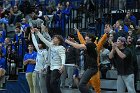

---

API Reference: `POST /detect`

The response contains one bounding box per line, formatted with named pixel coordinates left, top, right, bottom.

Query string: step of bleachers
left=17, top=72, right=30, bottom=93
left=3, top=70, right=140, bottom=93
left=0, top=89, right=7, bottom=93
left=101, top=79, right=117, bottom=90
left=6, top=80, right=19, bottom=93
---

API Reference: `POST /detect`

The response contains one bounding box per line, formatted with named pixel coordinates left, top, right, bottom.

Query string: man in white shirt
left=31, top=29, right=49, bottom=93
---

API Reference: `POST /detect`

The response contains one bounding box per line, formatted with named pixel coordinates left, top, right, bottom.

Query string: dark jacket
left=66, top=46, right=79, bottom=65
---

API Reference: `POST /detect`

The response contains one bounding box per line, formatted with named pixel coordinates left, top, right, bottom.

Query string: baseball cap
left=118, top=37, right=126, bottom=43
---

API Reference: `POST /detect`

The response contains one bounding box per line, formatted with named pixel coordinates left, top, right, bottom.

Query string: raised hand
left=34, top=28, right=39, bottom=33
left=112, top=42, right=117, bottom=50
left=31, top=28, right=35, bottom=34
left=65, top=39, right=69, bottom=44
left=104, top=24, right=110, bottom=34
left=74, top=24, right=79, bottom=31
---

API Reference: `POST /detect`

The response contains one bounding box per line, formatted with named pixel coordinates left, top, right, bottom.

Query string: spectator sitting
left=125, top=11, right=137, bottom=26
left=113, top=20, right=129, bottom=33
left=0, top=5, right=3, bottom=18
left=9, top=5, right=22, bottom=25
left=0, top=52, right=6, bottom=78
left=3, top=37, right=11, bottom=48
left=29, top=12, right=44, bottom=28
left=19, top=0, right=31, bottom=16
left=21, top=18, right=30, bottom=31
left=0, top=14, right=9, bottom=24
left=0, top=43, right=6, bottom=57
left=6, top=45, right=18, bottom=80
left=113, top=20, right=127, bottom=41
left=13, top=23, right=24, bottom=47
left=1, top=0, right=11, bottom=18
left=46, top=0, right=56, bottom=14
left=0, top=24, right=6, bottom=43
left=100, top=42, right=111, bottom=79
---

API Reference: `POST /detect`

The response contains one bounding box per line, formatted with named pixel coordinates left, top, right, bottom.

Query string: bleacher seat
left=101, top=79, right=117, bottom=90
left=0, top=89, right=7, bottom=93
left=137, top=81, right=140, bottom=91
left=106, top=70, right=117, bottom=79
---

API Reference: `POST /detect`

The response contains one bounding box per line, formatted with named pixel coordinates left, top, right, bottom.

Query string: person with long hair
left=33, top=28, right=66, bottom=93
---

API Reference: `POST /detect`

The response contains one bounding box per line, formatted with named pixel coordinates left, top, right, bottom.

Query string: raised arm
left=34, top=28, right=52, bottom=48
left=65, top=39, right=86, bottom=49
left=41, top=24, right=52, bottom=42
left=96, top=33, right=108, bottom=52
left=31, top=33, right=39, bottom=51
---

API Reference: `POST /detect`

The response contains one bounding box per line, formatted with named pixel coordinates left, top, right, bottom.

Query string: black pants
left=79, top=68, right=98, bottom=93
left=46, top=69, right=61, bottom=93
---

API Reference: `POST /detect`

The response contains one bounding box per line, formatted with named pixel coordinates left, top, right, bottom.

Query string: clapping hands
left=112, top=42, right=117, bottom=50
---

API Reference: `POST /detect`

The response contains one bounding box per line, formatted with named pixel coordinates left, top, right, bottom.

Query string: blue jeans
left=117, top=74, right=136, bottom=93
left=79, top=68, right=98, bottom=93
left=61, top=65, right=75, bottom=87
left=33, top=71, right=47, bottom=93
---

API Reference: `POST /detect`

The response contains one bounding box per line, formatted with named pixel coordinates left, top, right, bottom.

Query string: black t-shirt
left=66, top=46, right=79, bottom=65
left=113, top=47, right=134, bottom=75
left=84, top=43, right=98, bottom=69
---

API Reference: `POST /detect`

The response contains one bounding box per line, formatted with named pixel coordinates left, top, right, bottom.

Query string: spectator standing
left=109, top=36, right=136, bottom=93
left=34, top=28, right=66, bottom=93
left=61, top=34, right=79, bottom=88
left=65, top=33, right=98, bottom=93
left=23, top=43, right=37, bottom=93
left=0, top=52, right=6, bottom=88
left=9, top=5, right=22, bottom=25
left=0, top=52, right=6, bottom=76
left=31, top=28, right=48, bottom=93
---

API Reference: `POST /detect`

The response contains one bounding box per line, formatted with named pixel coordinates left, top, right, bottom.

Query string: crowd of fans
left=0, top=0, right=139, bottom=93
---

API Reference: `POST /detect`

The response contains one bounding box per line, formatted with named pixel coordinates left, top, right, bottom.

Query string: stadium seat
left=106, top=70, right=117, bottom=79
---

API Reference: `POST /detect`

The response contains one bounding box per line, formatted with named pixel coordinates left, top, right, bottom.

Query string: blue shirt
left=0, top=57, right=6, bottom=70
left=0, top=30, right=6, bottom=43
left=23, top=51, right=37, bottom=73
left=0, top=46, right=6, bottom=57
left=21, top=23, right=30, bottom=31
left=130, top=15, right=137, bottom=26
left=115, top=25, right=128, bottom=33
